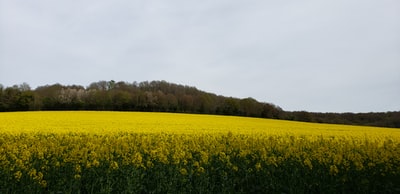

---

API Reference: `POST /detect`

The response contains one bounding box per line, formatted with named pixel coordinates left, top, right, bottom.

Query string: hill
left=0, top=80, right=399, bottom=128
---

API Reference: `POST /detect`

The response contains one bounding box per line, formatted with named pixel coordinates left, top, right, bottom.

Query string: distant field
left=0, top=111, right=399, bottom=193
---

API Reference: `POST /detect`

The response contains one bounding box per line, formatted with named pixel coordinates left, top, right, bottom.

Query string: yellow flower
left=74, top=164, right=81, bottom=173
left=330, top=165, right=339, bottom=176
left=232, top=165, right=239, bottom=172
left=193, top=161, right=200, bottom=168
left=132, top=153, right=143, bottom=167
left=255, top=162, right=262, bottom=171
left=29, top=168, right=37, bottom=178
left=180, top=168, right=188, bottom=176
left=146, top=161, right=153, bottom=168
left=74, top=174, right=81, bottom=180
left=354, top=161, right=364, bottom=171
left=197, top=167, right=205, bottom=174
left=1, top=111, right=400, bottom=190
left=14, top=171, right=22, bottom=181
left=40, top=180, right=47, bottom=188
left=110, top=161, right=119, bottom=170
left=304, top=158, right=313, bottom=170
left=92, top=159, right=100, bottom=167
left=36, top=172, right=44, bottom=181
left=86, top=162, right=91, bottom=169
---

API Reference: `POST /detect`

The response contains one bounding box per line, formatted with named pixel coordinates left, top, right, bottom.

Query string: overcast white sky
left=1, top=0, right=399, bottom=113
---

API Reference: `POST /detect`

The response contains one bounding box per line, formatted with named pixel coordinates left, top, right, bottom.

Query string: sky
left=1, top=0, right=399, bottom=113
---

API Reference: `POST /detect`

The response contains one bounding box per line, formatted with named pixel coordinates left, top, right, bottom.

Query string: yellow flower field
left=0, top=111, right=399, bottom=193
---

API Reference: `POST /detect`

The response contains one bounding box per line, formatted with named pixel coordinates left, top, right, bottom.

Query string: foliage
left=0, top=80, right=399, bottom=128
left=0, top=111, right=399, bottom=193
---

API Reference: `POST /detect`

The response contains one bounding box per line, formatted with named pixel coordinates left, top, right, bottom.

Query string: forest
left=0, top=80, right=399, bottom=128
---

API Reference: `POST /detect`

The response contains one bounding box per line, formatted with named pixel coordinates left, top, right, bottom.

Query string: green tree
left=220, top=97, right=240, bottom=115
left=0, top=85, right=34, bottom=111
left=240, top=97, right=262, bottom=117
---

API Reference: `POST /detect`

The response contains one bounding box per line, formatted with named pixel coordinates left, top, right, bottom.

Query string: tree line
left=0, top=80, right=399, bottom=128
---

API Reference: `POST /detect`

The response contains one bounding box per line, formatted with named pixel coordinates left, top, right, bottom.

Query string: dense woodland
left=0, top=80, right=399, bottom=128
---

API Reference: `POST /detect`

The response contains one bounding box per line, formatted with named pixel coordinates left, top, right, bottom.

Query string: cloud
left=1, top=0, right=399, bottom=112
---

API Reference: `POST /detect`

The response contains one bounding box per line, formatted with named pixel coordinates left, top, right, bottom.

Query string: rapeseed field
left=0, top=111, right=399, bottom=193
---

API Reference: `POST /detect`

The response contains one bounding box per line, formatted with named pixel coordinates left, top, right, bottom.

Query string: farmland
left=0, top=111, right=399, bottom=193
